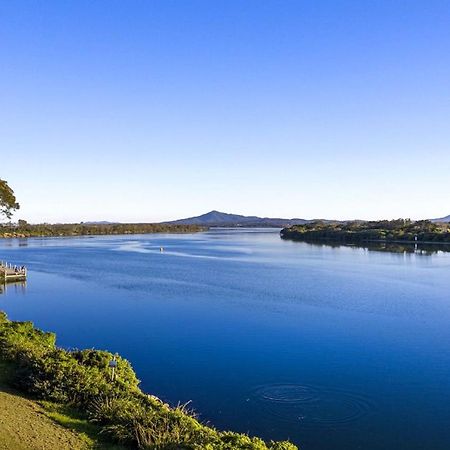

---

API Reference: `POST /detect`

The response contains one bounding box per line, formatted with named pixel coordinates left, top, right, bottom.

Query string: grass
left=0, top=361, right=126, bottom=449
left=40, top=402, right=126, bottom=449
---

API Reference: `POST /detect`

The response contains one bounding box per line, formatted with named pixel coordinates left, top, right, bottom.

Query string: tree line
left=281, top=219, right=450, bottom=244
left=0, top=178, right=206, bottom=237
left=0, top=222, right=206, bottom=238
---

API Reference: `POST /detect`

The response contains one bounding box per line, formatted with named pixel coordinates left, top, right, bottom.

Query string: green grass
left=0, top=360, right=126, bottom=449
left=40, top=401, right=126, bottom=449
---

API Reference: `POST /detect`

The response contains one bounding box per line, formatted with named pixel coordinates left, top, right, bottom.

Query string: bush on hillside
left=0, top=312, right=297, bottom=450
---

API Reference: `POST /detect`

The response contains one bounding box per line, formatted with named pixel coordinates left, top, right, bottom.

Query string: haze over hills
left=22, top=213, right=450, bottom=227
left=164, top=210, right=310, bottom=227
left=431, top=215, right=450, bottom=223
left=163, top=211, right=450, bottom=227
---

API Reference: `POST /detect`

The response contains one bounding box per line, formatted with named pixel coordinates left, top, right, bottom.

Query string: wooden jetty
left=0, top=261, right=27, bottom=283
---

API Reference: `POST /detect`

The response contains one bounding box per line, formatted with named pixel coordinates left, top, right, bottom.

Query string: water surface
left=1, top=229, right=450, bottom=449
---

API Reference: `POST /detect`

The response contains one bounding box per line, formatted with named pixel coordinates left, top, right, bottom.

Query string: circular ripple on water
left=251, top=383, right=374, bottom=429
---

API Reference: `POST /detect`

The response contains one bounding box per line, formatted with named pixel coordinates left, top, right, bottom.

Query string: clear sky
left=1, top=1, right=449, bottom=223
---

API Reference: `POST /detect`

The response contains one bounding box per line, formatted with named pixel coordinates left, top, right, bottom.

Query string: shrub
left=0, top=313, right=298, bottom=450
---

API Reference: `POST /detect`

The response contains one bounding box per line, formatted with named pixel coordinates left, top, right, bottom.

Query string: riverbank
left=280, top=219, right=450, bottom=245
left=0, top=223, right=207, bottom=239
left=0, top=312, right=297, bottom=450
left=0, top=361, right=124, bottom=449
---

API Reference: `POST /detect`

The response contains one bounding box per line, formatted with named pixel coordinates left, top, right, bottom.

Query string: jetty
left=0, top=262, right=27, bottom=283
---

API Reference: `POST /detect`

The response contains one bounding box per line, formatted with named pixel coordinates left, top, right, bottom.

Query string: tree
left=0, top=179, right=19, bottom=220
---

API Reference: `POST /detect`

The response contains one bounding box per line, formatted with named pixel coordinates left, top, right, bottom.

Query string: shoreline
left=281, top=235, right=450, bottom=246
left=0, top=224, right=208, bottom=239
left=280, top=220, right=450, bottom=248
left=0, top=312, right=297, bottom=450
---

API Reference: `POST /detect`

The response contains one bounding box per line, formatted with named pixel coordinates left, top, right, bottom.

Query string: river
left=1, top=228, right=450, bottom=449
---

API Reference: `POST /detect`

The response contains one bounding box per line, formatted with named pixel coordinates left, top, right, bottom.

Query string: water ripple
left=250, top=383, right=374, bottom=428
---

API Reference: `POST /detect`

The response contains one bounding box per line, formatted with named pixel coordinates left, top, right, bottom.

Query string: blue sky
left=1, top=1, right=449, bottom=223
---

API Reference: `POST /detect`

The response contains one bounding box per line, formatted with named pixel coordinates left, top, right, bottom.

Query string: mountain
left=164, top=210, right=310, bottom=227
left=431, top=215, right=450, bottom=223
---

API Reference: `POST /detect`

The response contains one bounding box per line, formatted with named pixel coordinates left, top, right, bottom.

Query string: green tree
left=0, top=178, right=19, bottom=220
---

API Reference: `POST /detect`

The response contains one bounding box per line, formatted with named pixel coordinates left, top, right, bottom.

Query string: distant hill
left=81, top=221, right=119, bottom=225
left=164, top=210, right=310, bottom=227
left=431, top=215, right=450, bottom=223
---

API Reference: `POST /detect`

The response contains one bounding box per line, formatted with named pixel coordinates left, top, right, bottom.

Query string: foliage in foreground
left=0, top=179, right=19, bottom=220
left=0, top=312, right=297, bottom=450
left=281, top=219, right=450, bottom=244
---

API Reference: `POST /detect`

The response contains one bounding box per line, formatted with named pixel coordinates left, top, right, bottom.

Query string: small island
left=280, top=219, right=450, bottom=245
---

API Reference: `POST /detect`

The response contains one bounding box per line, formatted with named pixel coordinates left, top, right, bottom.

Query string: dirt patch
left=0, top=388, right=88, bottom=450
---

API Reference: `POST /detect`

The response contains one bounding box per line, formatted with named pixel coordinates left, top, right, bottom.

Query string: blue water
left=1, top=229, right=450, bottom=449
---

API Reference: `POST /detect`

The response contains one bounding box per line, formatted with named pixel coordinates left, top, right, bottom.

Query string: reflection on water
left=18, top=238, right=29, bottom=247
left=300, top=240, right=450, bottom=255
left=0, top=280, right=27, bottom=295
left=366, top=242, right=450, bottom=254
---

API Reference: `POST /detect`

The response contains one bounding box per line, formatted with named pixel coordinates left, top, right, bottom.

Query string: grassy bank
left=0, top=223, right=206, bottom=239
left=0, top=312, right=297, bottom=450
left=0, top=360, right=125, bottom=449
